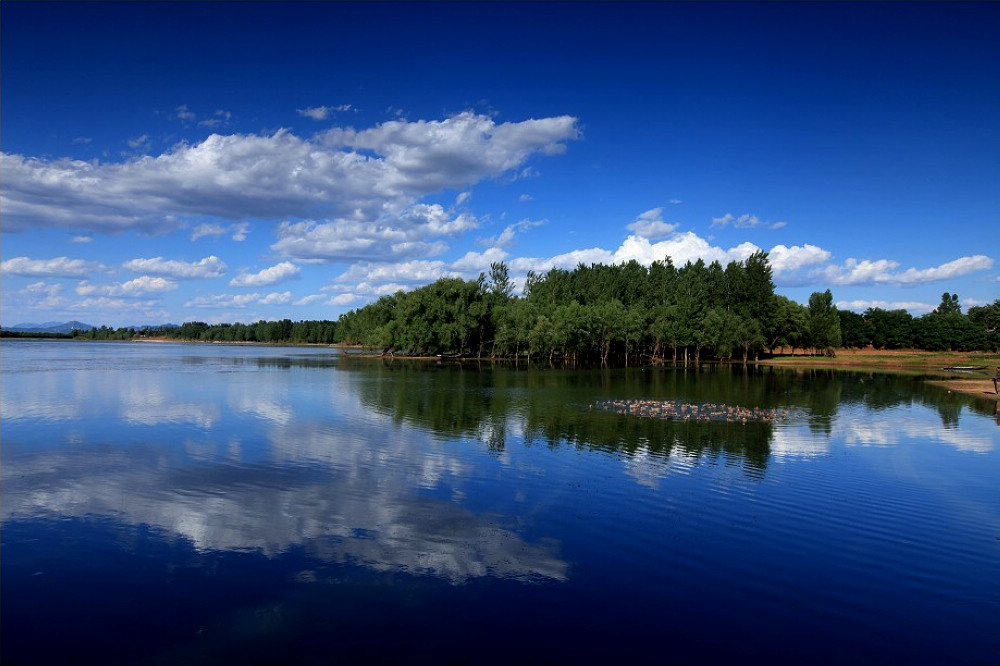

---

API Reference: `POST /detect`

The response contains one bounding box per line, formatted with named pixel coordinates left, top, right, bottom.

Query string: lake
left=2, top=340, right=998, bottom=663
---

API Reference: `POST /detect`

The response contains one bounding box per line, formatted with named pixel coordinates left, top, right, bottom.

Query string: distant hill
left=4, top=321, right=95, bottom=334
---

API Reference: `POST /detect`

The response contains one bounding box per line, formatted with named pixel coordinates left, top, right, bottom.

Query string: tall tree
left=807, top=290, right=842, bottom=355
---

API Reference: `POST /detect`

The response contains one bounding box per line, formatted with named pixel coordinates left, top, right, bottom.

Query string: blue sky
left=2, top=1, right=997, bottom=327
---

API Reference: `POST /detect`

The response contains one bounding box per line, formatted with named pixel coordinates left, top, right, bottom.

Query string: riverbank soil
left=763, top=348, right=1000, bottom=401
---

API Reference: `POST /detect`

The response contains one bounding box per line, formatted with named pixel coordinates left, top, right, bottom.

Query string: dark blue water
left=2, top=340, right=998, bottom=663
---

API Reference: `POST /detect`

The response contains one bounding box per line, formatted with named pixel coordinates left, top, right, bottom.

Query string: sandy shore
left=925, top=379, right=1000, bottom=401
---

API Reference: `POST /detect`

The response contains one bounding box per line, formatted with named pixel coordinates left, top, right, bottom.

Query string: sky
left=2, top=1, right=998, bottom=327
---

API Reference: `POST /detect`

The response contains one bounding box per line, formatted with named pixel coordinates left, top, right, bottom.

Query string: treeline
left=52, top=256, right=1000, bottom=360
left=838, top=296, right=1000, bottom=351
left=71, top=319, right=342, bottom=344
left=336, top=254, right=832, bottom=363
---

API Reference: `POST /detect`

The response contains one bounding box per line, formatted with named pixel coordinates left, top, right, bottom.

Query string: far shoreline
left=9, top=337, right=999, bottom=401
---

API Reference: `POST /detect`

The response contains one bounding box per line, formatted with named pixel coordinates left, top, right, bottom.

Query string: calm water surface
left=2, top=340, right=998, bottom=663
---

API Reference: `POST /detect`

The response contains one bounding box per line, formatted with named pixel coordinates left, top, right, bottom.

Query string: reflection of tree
left=340, top=358, right=996, bottom=465
left=343, top=359, right=776, bottom=474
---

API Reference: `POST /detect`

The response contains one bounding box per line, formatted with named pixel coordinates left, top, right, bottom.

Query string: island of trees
left=7, top=254, right=998, bottom=361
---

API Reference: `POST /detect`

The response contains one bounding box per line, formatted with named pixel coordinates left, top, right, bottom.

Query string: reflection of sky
left=772, top=403, right=995, bottom=459
left=1, top=343, right=567, bottom=584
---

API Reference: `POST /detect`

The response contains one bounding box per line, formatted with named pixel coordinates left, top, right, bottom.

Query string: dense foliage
left=336, top=255, right=782, bottom=363
left=20, top=259, right=995, bottom=360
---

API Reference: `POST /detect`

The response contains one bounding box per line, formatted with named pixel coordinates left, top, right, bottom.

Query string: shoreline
left=11, top=337, right=1000, bottom=400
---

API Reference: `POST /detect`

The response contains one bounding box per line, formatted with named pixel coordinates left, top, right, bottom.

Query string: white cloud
left=21, top=282, right=66, bottom=308
left=769, top=244, right=832, bottom=274
left=231, top=222, right=250, bottom=241
left=76, top=276, right=177, bottom=297
left=186, top=293, right=261, bottom=308
left=229, top=261, right=300, bottom=287
left=259, top=291, right=292, bottom=305
left=71, top=235, right=93, bottom=244
left=329, top=293, right=360, bottom=306
left=451, top=247, right=509, bottom=273
left=191, top=223, right=227, bottom=241
left=1, top=256, right=104, bottom=277
left=892, top=255, right=994, bottom=284
left=192, top=222, right=251, bottom=242
left=455, top=191, right=472, bottom=206
left=122, top=256, right=227, bottom=279
left=821, top=255, right=993, bottom=286
left=711, top=212, right=774, bottom=229
left=272, top=219, right=449, bottom=264
left=334, top=260, right=449, bottom=286
left=320, top=111, right=578, bottom=191
left=2, top=112, right=578, bottom=235
left=626, top=208, right=678, bottom=240
left=518, top=193, right=533, bottom=202
left=836, top=300, right=935, bottom=314
left=480, top=218, right=544, bottom=248
left=294, top=294, right=325, bottom=306
left=297, top=104, right=352, bottom=120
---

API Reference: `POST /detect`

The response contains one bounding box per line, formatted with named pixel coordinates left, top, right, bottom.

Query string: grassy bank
left=763, top=348, right=1000, bottom=400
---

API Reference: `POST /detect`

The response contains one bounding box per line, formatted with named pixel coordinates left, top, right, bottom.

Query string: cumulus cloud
left=71, top=235, right=94, bottom=244
left=1, top=112, right=578, bottom=235
left=334, top=260, right=449, bottom=287
left=522, top=231, right=758, bottom=272
left=259, top=291, right=292, bottom=305
left=229, top=261, right=300, bottom=287
left=1, top=256, right=104, bottom=277
left=185, top=291, right=293, bottom=308
left=451, top=247, right=509, bottom=273
left=272, top=219, right=449, bottom=264
left=626, top=208, right=678, bottom=240
left=769, top=244, right=832, bottom=274
left=122, top=256, right=227, bottom=279
left=294, top=294, right=325, bottom=306
left=186, top=293, right=262, bottom=308
left=76, top=276, right=178, bottom=297
left=821, top=255, right=993, bottom=286
left=21, top=281, right=66, bottom=308
left=836, top=299, right=935, bottom=314
left=892, top=255, right=994, bottom=284
left=329, top=293, right=360, bottom=306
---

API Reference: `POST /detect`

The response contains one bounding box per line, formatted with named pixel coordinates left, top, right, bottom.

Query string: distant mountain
left=4, top=321, right=95, bottom=333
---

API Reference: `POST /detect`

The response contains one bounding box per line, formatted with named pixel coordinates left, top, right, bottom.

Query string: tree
left=838, top=309, right=868, bottom=349
left=807, top=290, right=842, bottom=355
left=935, top=292, right=962, bottom=315
left=487, top=261, right=514, bottom=298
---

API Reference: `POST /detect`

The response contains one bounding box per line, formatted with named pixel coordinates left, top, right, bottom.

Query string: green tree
left=807, top=290, right=842, bottom=355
